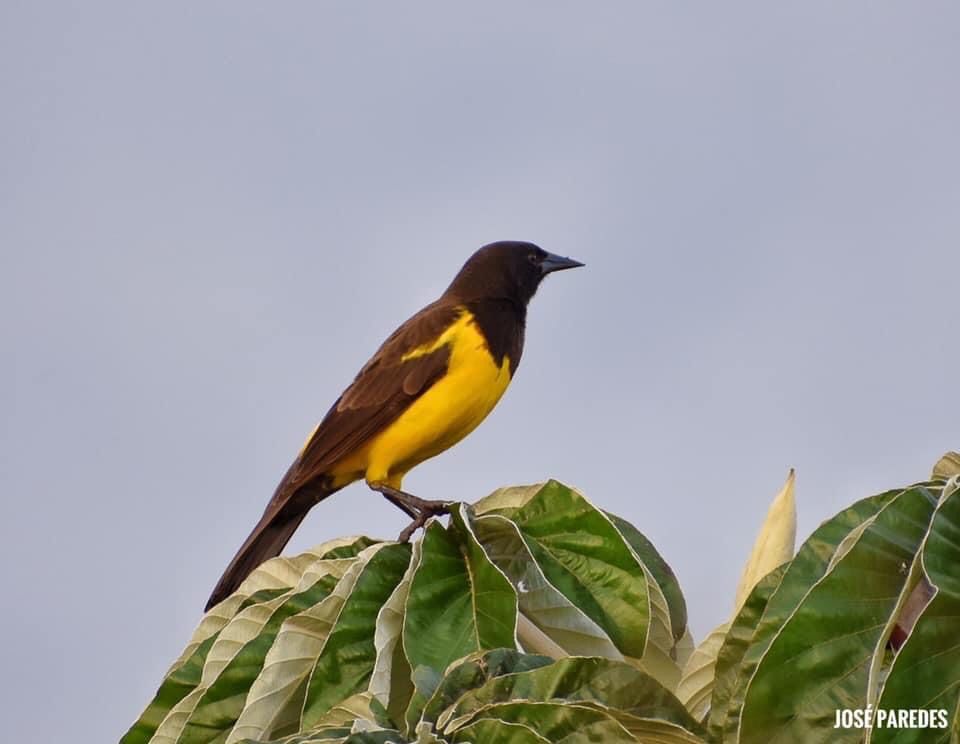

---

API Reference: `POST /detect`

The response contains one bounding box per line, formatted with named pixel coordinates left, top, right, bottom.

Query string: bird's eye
left=528, top=253, right=540, bottom=264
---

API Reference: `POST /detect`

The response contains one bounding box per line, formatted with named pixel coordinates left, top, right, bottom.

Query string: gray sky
left=3, top=3, right=959, bottom=741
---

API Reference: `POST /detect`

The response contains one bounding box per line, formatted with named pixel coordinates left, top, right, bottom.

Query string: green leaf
left=156, top=567, right=348, bottom=744
left=127, top=540, right=377, bottom=744
left=420, top=649, right=552, bottom=729
left=403, top=513, right=517, bottom=672
left=499, top=480, right=651, bottom=658
left=245, top=727, right=350, bottom=743
left=606, top=512, right=687, bottom=641
left=631, top=567, right=683, bottom=691
left=684, top=469, right=795, bottom=729
left=402, top=509, right=517, bottom=731
left=121, top=632, right=221, bottom=744
left=301, top=544, right=413, bottom=729
left=231, top=536, right=379, bottom=612
left=445, top=718, right=547, bottom=743
left=706, top=563, right=788, bottom=738
left=736, top=485, right=937, bottom=743
left=872, top=479, right=960, bottom=744
left=472, top=513, right=622, bottom=660
left=590, top=707, right=707, bottom=743
left=229, top=548, right=385, bottom=743
left=719, top=487, right=903, bottom=739
left=298, top=691, right=392, bottom=734
left=439, top=656, right=701, bottom=736
left=256, top=728, right=408, bottom=744
left=446, top=701, right=634, bottom=743
left=178, top=566, right=345, bottom=743
left=317, top=537, right=381, bottom=560
left=448, top=505, right=519, bottom=651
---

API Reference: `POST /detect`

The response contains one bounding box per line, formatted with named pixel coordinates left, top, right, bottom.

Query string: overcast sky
left=3, top=3, right=959, bottom=741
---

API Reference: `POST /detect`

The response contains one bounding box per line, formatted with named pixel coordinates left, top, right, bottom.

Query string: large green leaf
left=719, top=487, right=904, bottom=739
left=157, top=560, right=362, bottom=744
left=871, top=478, right=960, bottom=744
left=706, top=564, right=788, bottom=737
left=606, top=512, right=687, bottom=642
left=735, top=485, right=938, bottom=743
left=630, top=564, right=683, bottom=691
left=445, top=718, right=547, bottom=743
left=438, top=656, right=701, bottom=736
left=446, top=483, right=685, bottom=687
left=178, top=566, right=346, bottom=743
left=231, top=537, right=379, bottom=613
left=229, top=547, right=385, bottom=743
left=403, top=511, right=517, bottom=673
left=419, top=649, right=553, bottom=729
left=570, top=704, right=707, bottom=743
left=446, top=701, right=634, bottom=743
left=296, top=691, right=392, bottom=735
left=679, top=472, right=796, bottom=722
left=123, top=631, right=222, bottom=744
left=402, top=508, right=517, bottom=731
left=472, top=512, right=623, bottom=660
left=488, top=480, right=651, bottom=659
left=124, top=538, right=376, bottom=744
left=300, top=544, right=412, bottom=728
left=256, top=728, right=405, bottom=744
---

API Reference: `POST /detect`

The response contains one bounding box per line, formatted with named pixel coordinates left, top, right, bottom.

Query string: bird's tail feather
left=205, top=480, right=334, bottom=611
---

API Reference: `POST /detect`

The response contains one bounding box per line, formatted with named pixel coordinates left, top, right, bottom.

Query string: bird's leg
left=378, top=489, right=418, bottom=520
left=369, top=483, right=452, bottom=514
left=397, top=510, right=434, bottom=543
left=368, top=483, right=453, bottom=542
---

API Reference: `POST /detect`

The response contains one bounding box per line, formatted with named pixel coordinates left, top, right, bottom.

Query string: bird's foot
left=369, top=483, right=453, bottom=542
left=396, top=503, right=450, bottom=542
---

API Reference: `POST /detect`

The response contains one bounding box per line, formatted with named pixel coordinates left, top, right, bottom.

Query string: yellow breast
left=361, top=309, right=512, bottom=485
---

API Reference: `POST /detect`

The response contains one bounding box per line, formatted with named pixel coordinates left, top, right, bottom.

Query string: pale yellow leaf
left=932, top=451, right=960, bottom=479
left=734, top=469, right=797, bottom=611
left=676, top=622, right=730, bottom=723
left=472, top=483, right=545, bottom=515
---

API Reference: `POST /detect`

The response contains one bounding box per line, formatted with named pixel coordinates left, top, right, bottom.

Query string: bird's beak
left=540, top=252, right=585, bottom=276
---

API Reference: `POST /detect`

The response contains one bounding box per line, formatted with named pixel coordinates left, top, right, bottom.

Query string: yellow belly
left=330, top=311, right=512, bottom=488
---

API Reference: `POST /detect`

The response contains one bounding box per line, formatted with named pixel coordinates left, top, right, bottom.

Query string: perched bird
left=205, top=241, right=583, bottom=610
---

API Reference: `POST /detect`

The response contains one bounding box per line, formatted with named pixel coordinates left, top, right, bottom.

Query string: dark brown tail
left=205, top=480, right=336, bottom=611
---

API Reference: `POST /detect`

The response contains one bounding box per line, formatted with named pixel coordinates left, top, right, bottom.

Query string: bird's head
left=444, top=240, right=584, bottom=306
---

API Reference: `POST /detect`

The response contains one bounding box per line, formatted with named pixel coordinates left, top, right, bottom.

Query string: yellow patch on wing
left=400, top=308, right=471, bottom=362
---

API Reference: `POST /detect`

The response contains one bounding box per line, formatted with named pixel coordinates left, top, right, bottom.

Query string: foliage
left=124, top=482, right=697, bottom=743
left=126, top=455, right=960, bottom=743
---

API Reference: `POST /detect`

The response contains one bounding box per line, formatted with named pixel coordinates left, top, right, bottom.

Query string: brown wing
left=281, top=299, right=460, bottom=494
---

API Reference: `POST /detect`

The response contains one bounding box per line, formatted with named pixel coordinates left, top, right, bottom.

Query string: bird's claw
left=396, top=500, right=452, bottom=542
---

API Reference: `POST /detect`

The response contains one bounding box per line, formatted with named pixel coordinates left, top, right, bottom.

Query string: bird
left=205, top=240, right=583, bottom=610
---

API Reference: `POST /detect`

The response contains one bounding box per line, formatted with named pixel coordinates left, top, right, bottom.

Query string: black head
left=443, top=241, right=584, bottom=306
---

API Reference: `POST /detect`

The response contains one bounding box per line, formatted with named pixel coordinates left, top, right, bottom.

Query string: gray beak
left=540, top=251, right=585, bottom=276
